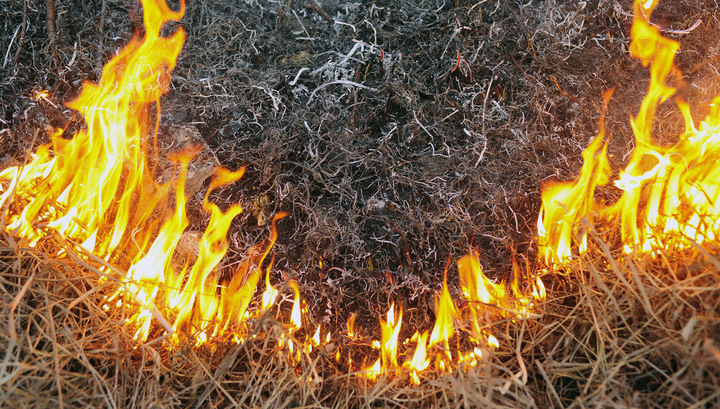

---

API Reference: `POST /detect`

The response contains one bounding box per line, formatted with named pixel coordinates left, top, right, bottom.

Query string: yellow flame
left=261, top=267, right=278, bottom=312
left=0, top=0, right=556, bottom=381
left=404, top=331, right=429, bottom=385
left=362, top=303, right=403, bottom=378
left=347, top=311, right=357, bottom=338
left=312, top=324, right=322, bottom=346
left=0, top=0, right=292, bottom=346
left=537, top=90, right=613, bottom=266
left=381, top=304, right=402, bottom=368
left=458, top=250, right=544, bottom=350
left=539, top=0, right=720, bottom=263
left=289, top=280, right=302, bottom=330
left=428, top=273, right=456, bottom=349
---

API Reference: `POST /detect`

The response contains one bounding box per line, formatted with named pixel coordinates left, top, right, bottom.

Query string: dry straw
left=0, top=225, right=718, bottom=408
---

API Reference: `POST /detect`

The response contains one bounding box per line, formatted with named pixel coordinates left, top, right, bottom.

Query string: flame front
left=361, top=252, right=544, bottom=382
left=539, top=0, right=720, bottom=265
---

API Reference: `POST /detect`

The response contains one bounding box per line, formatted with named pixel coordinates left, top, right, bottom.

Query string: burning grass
left=1, top=229, right=718, bottom=407
left=1, top=0, right=720, bottom=407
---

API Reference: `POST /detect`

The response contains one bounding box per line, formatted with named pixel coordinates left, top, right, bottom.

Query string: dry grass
left=0, top=227, right=718, bottom=408
left=1, top=0, right=720, bottom=407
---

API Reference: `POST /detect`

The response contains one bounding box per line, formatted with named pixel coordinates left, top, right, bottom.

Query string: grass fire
left=0, top=0, right=718, bottom=407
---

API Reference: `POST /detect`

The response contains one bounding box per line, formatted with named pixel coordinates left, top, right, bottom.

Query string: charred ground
left=1, top=0, right=720, bottom=407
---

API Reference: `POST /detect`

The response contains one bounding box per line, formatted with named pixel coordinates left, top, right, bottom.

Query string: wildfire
left=361, top=252, right=544, bottom=383
left=0, top=0, right=549, bottom=386
left=0, top=0, right=285, bottom=345
left=539, top=0, right=720, bottom=265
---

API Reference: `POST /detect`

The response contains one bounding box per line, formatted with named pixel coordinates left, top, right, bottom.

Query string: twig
left=0, top=128, right=40, bottom=230
left=44, top=292, right=64, bottom=409
left=304, top=0, right=333, bottom=23
left=12, top=0, right=28, bottom=67
left=652, top=19, right=702, bottom=35
left=9, top=270, right=35, bottom=341
left=289, top=67, right=309, bottom=86
left=550, top=75, right=578, bottom=103
left=306, top=80, right=378, bottom=106
left=535, top=359, right=563, bottom=408
left=46, top=0, right=56, bottom=42
left=412, top=110, right=435, bottom=142
left=58, top=236, right=174, bottom=337
left=98, top=0, right=107, bottom=67
left=481, top=75, right=494, bottom=136
left=3, top=25, right=21, bottom=68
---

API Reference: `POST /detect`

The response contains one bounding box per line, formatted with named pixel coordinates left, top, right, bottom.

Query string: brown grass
left=0, top=227, right=718, bottom=408
left=2, top=0, right=720, bottom=407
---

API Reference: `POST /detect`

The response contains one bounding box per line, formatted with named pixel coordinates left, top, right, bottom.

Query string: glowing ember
left=539, top=0, right=720, bottom=265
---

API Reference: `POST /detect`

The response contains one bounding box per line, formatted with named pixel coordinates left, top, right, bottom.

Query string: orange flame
left=0, top=0, right=552, bottom=383
left=537, top=90, right=613, bottom=265
left=363, top=303, right=403, bottom=379
left=539, top=0, right=720, bottom=264
left=404, top=331, right=429, bottom=384
left=360, top=250, right=544, bottom=382
left=0, top=0, right=289, bottom=345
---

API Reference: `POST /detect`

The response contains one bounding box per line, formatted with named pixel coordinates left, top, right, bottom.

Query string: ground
left=1, top=0, right=719, bottom=408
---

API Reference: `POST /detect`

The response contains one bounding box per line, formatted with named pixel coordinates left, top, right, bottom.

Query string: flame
left=539, top=0, right=720, bottom=264
left=0, top=0, right=553, bottom=383
left=261, top=265, right=279, bottom=312
left=404, top=331, right=429, bottom=385
left=0, top=0, right=290, bottom=345
left=537, top=92, right=612, bottom=265
left=359, top=251, right=544, bottom=382
left=428, top=272, right=456, bottom=350
left=289, top=280, right=302, bottom=330
left=380, top=303, right=403, bottom=368
left=346, top=311, right=357, bottom=338
left=458, top=250, right=544, bottom=351
left=459, top=251, right=543, bottom=317
left=312, top=324, right=322, bottom=346
left=363, top=303, right=403, bottom=379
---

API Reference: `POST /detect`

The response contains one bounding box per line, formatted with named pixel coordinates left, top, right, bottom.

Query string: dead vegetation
left=1, top=227, right=718, bottom=408
left=1, top=0, right=719, bottom=407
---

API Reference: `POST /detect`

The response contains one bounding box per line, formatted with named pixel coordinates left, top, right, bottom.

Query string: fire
left=428, top=272, right=456, bottom=350
left=289, top=280, right=302, bottom=330
left=361, top=252, right=544, bottom=382
left=0, top=0, right=286, bottom=345
left=0, top=0, right=549, bottom=385
left=404, top=331, right=429, bottom=385
left=539, top=0, right=720, bottom=265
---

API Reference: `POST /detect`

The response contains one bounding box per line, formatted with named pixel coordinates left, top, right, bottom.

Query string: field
left=1, top=0, right=719, bottom=407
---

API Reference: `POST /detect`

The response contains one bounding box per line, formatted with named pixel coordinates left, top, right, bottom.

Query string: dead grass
left=1, top=0, right=720, bottom=407
left=0, top=227, right=718, bottom=408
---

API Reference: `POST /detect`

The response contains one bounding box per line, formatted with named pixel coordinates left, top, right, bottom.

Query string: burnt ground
left=2, top=0, right=720, bottom=359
